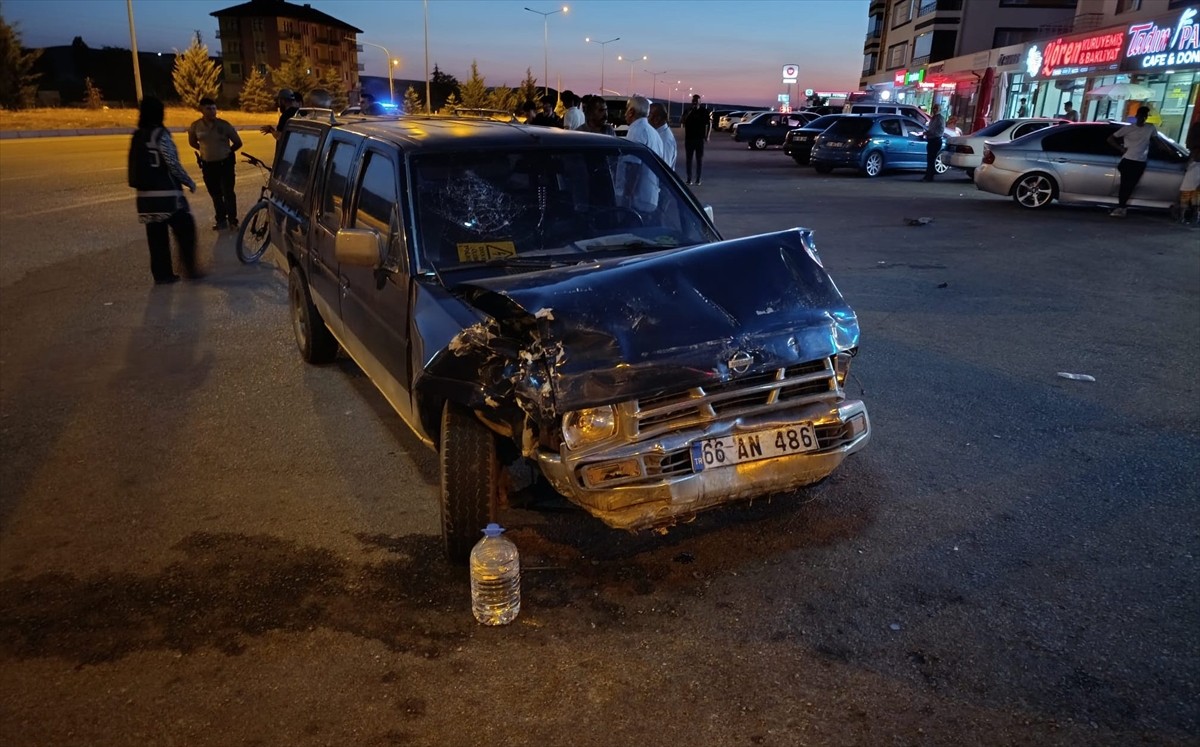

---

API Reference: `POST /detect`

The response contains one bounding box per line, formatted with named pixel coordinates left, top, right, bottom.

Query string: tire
left=966, top=167, right=976, bottom=179
left=1012, top=172, right=1057, bottom=209
left=813, top=163, right=834, bottom=174
left=236, top=200, right=271, bottom=264
left=440, top=402, right=498, bottom=564
left=288, top=265, right=338, bottom=364
left=934, top=151, right=950, bottom=175
left=792, top=155, right=809, bottom=166
left=863, top=151, right=884, bottom=177
left=751, top=136, right=768, bottom=150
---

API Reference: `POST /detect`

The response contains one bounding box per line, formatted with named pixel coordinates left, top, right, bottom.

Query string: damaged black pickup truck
left=268, top=111, right=871, bottom=561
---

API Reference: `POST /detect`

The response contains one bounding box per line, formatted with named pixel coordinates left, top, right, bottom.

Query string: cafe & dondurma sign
left=1122, top=7, right=1200, bottom=72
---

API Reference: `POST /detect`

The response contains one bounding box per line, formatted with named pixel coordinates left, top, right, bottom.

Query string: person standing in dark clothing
left=188, top=97, right=242, bottom=231
left=923, top=104, right=946, bottom=181
left=532, top=95, right=563, bottom=127
left=128, top=96, right=198, bottom=284
left=260, top=89, right=300, bottom=140
left=681, top=94, right=711, bottom=185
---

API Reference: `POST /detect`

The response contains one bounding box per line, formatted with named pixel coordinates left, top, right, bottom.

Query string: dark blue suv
left=809, top=115, right=948, bottom=177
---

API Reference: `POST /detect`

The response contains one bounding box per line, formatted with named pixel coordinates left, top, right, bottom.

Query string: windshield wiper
left=582, top=239, right=677, bottom=252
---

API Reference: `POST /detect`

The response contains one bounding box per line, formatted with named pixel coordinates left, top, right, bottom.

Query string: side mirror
left=335, top=227, right=383, bottom=268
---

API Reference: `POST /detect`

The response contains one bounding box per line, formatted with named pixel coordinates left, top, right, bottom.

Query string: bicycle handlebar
left=241, top=152, right=271, bottom=172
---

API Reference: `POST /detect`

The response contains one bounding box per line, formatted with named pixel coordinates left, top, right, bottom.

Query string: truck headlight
left=562, top=406, right=616, bottom=449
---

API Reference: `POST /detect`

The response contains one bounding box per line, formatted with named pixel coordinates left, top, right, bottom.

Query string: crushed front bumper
left=537, top=399, right=870, bottom=531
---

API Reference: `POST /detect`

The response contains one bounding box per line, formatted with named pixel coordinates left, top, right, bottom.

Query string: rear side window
left=274, top=130, right=321, bottom=199
left=1041, top=126, right=1117, bottom=156
left=975, top=119, right=1018, bottom=137
left=319, top=139, right=356, bottom=231
left=849, top=105, right=875, bottom=114
left=825, top=118, right=873, bottom=136
left=1012, top=122, right=1051, bottom=139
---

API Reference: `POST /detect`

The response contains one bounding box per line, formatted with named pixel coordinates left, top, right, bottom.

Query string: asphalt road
left=1, top=130, right=1197, bottom=747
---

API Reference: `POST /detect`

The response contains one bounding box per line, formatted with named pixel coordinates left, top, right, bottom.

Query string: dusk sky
left=4, top=0, right=869, bottom=106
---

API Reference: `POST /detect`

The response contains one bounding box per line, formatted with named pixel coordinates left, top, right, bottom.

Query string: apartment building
left=211, top=0, right=362, bottom=103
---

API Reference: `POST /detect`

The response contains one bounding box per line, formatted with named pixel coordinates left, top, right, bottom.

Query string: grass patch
left=0, top=107, right=278, bottom=131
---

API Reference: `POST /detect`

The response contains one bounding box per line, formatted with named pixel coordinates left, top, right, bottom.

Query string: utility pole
left=126, top=0, right=143, bottom=104
left=424, top=0, right=431, bottom=113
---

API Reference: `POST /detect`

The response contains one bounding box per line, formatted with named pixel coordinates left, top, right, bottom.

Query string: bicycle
left=235, top=152, right=273, bottom=263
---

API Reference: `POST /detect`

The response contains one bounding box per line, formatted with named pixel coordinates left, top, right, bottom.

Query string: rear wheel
left=288, top=266, right=338, bottom=363
left=440, top=402, right=499, bottom=564
left=863, top=151, right=884, bottom=177
left=934, top=151, right=950, bottom=175
left=235, top=200, right=270, bottom=263
left=1012, top=173, right=1056, bottom=209
left=751, top=136, right=769, bottom=150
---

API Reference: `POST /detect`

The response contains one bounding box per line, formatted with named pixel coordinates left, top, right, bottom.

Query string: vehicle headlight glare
left=562, top=406, right=617, bottom=449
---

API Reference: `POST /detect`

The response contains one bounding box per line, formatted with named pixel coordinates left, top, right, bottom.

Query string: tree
left=239, top=67, right=274, bottom=112
left=269, top=51, right=316, bottom=98
left=428, top=64, right=459, bottom=112
left=488, top=84, right=517, bottom=115
left=83, top=76, right=104, bottom=108
left=172, top=32, right=221, bottom=109
left=516, top=68, right=539, bottom=109
left=438, top=91, right=459, bottom=114
left=458, top=60, right=488, bottom=109
left=317, top=66, right=347, bottom=111
left=403, top=85, right=423, bottom=115
left=0, top=15, right=42, bottom=110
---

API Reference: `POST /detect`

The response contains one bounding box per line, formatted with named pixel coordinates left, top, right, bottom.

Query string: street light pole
left=585, top=36, right=619, bottom=94
left=424, top=0, right=431, bottom=113
left=126, top=0, right=143, bottom=104
left=618, top=54, right=646, bottom=95
left=524, top=6, right=567, bottom=100
left=357, top=39, right=395, bottom=103
left=644, top=68, right=668, bottom=101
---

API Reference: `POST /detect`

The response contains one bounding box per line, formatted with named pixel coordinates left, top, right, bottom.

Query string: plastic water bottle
left=470, top=523, right=521, bottom=625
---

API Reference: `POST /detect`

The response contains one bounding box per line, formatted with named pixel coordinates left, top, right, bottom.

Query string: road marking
left=2, top=193, right=132, bottom=219
left=0, top=166, right=128, bottom=183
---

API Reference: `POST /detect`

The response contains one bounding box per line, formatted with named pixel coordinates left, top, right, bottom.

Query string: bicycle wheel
left=235, top=200, right=271, bottom=264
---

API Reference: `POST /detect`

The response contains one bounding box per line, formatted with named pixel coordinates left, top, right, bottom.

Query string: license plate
left=690, top=423, right=819, bottom=472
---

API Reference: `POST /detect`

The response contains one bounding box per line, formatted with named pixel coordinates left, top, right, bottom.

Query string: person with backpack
left=128, top=96, right=199, bottom=284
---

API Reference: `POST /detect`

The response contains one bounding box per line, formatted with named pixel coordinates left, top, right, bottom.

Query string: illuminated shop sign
left=892, top=69, right=924, bottom=87
left=1124, top=7, right=1200, bottom=70
left=1027, top=31, right=1125, bottom=78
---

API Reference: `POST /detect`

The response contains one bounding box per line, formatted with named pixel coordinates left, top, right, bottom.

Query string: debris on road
left=1056, top=372, right=1096, bottom=382
left=904, top=216, right=934, bottom=226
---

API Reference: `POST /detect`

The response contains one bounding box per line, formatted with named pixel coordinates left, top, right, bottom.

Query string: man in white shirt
left=648, top=102, right=677, bottom=170
left=616, top=95, right=663, bottom=214
left=561, top=90, right=584, bottom=130
left=1106, top=105, right=1158, bottom=217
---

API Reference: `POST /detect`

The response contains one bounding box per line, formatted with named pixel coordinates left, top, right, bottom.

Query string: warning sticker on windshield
left=456, top=242, right=517, bottom=262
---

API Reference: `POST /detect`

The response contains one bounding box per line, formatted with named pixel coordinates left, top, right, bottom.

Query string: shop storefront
left=1020, top=4, right=1200, bottom=141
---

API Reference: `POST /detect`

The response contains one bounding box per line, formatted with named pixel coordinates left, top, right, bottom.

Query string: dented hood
left=457, top=229, right=860, bottom=410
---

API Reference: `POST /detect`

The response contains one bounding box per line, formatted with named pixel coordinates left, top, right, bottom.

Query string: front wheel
left=1012, top=173, right=1056, bottom=209
left=751, top=136, right=768, bottom=150
left=236, top=200, right=271, bottom=264
left=863, top=151, right=884, bottom=177
left=440, top=402, right=499, bottom=564
left=288, top=266, right=338, bottom=364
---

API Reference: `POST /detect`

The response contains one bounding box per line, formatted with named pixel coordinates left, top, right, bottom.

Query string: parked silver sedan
left=974, top=122, right=1190, bottom=210
left=945, top=117, right=1068, bottom=177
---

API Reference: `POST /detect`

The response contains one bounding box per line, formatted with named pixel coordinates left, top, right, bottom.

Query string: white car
left=718, top=111, right=746, bottom=131
left=946, top=117, right=1068, bottom=177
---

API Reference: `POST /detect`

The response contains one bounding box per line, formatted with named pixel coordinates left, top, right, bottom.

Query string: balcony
left=918, top=0, right=962, bottom=15
left=1071, top=13, right=1105, bottom=32
left=911, top=54, right=931, bottom=65
left=865, top=28, right=882, bottom=42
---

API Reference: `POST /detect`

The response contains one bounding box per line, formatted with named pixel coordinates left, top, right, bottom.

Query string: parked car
left=733, top=111, right=811, bottom=150
left=717, top=111, right=746, bottom=131
left=270, top=110, right=872, bottom=562
left=974, top=121, right=1190, bottom=210
left=784, top=114, right=858, bottom=165
left=810, top=114, right=948, bottom=177
left=843, top=102, right=931, bottom=125
left=711, top=109, right=737, bottom=129
left=945, top=117, right=1069, bottom=177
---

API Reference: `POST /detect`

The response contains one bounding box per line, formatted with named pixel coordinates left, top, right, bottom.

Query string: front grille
left=635, top=359, right=833, bottom=438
